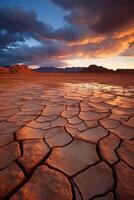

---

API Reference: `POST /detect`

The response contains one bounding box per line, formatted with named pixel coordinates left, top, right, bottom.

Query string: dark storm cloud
left=53, top=25, right=89, bottom=42
left=0, top=7, right=77, bottom=66
left=0, top=31, right=25, bottom=48
left=0, top=7, right=51, bottom=34
left=0, top=40, right=71, bottom=66
left=0, top=1, right=134, bottom=67
left=0, top=6, right=86, bottom=46
left=52, top=0, right=134, bottom=34
left=0, top=6, right=54, bottom=43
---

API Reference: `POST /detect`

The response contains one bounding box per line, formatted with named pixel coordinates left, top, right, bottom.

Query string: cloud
left=0, top=7, right=89, bottom=44
left=0, top=2, right=134, bottom=67
left=0, top=7, right=52, bottom=35
left=52, top=0, right=134, bottom=34
left=74, top=35, right=134, bottom=58
left=121, top=43, right=134, bottom=56
left=0, top=7, right=54, bottom=42
left=0, top=39, right=72, bottom=66
left=0, top=31, right=25, bottom=48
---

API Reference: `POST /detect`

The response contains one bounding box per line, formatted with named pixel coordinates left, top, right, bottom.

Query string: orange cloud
left=69, top=35, right=106, bottom=46
left=113, top=25, right=134, bottom=39
left=68, top=33, right=134, bottom=59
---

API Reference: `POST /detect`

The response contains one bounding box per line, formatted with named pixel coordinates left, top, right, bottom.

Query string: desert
left=0, top=72, right=134, bottom=199
left=0, top=0, right=134, bottom=199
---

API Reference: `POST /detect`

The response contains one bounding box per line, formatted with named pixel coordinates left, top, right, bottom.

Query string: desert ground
left=0, top=73, right=134, bottom=200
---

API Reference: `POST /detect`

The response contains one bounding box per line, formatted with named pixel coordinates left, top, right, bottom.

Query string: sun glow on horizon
left=65, top=56, right=134, bottom=70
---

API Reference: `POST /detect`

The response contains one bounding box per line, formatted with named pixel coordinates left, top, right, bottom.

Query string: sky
left=0, top=0, right=134, bottom=69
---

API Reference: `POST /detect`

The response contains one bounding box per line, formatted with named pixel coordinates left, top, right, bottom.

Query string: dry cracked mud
left=0, top=74, right=134, bottom=200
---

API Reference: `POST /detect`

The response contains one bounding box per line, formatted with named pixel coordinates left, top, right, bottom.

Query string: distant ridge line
left=35, top=64, right=134, bottom=73
left=0, top=64, right=134, bottom=74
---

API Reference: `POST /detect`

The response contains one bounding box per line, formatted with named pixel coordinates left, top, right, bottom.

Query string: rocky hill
left=81, top=64, right=113, bottom=73
left=0, top=64, right=34, bottom=74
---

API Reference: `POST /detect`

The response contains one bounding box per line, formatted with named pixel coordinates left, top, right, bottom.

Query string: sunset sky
left=0, top=0, right=134, bottom=69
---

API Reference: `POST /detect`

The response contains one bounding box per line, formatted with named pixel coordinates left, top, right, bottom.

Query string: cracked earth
left=0, top=74, right=134, bottom=200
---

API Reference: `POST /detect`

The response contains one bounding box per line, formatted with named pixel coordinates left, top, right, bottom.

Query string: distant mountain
left=35, top=66, right=82, bottom=72
left=35, top=66, right=61, bottom=72
left=35, top=65, right=114, bottom=73
left=116, top=69, right=134, bottom=73
left=35, top=65, right=134, bottom=73
left=0, top=64, right=34, bottom=74
left=81, top=64, right=114, bottom=73
left=1, top=64, right=133, bottom=74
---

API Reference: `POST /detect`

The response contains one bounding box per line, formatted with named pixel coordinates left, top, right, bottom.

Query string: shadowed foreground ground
left=0, top=73, right=134, bottom=200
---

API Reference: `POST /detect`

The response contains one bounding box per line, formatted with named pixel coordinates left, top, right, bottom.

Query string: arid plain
left=0, top=73, right=134, bottom=200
